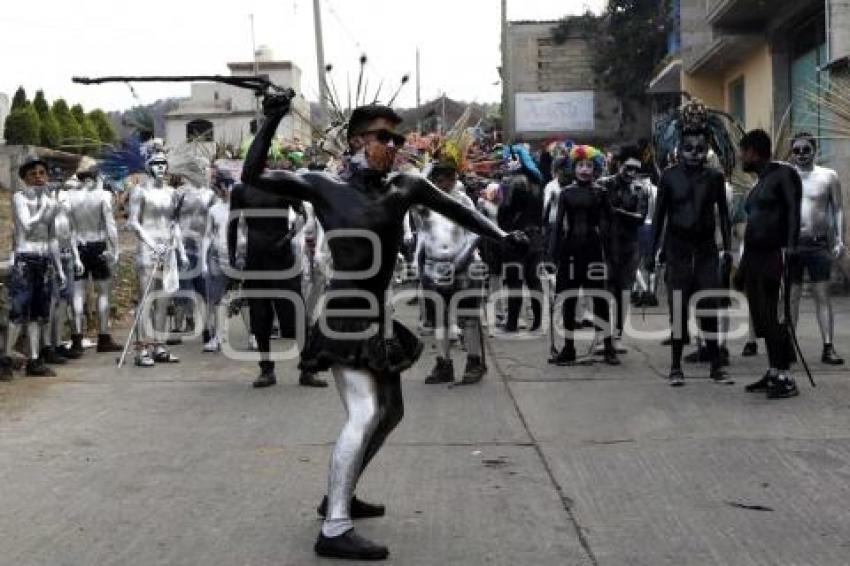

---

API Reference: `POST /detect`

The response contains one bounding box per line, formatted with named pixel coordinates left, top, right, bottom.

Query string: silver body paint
left=791, top=162, right=846, bottom=346
left=65, top=179, right=117, bottom=246
left=177, top=183, right=215, bottom=245
left=14, top=187, right=57, bottom=256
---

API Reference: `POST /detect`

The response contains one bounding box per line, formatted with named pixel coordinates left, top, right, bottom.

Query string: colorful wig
left=568, top=145, right=606, bottom=176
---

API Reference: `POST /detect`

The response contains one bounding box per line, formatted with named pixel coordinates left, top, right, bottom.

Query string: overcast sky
left=0, top=0, right=604, bottom=113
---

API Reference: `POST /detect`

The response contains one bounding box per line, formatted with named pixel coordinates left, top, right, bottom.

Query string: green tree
left=52, top=99, right=82, bottom=152
left=33, top=90, right=61, bottom=148
left=11, top=86, right=28, bottom=110
left=72, top=104, right=101, bottom=154
left=553, top=0, right=669, bottom=104
left=4, top=104, right=41, bottom=145
left=87, top=109, right=116, bottom=146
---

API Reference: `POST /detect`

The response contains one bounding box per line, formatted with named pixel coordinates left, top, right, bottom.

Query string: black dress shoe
left=742, top=342, right=758, bottom=357
left=317, top=495, right=386, bottom=519
left=668, top=368, right=685, bottom=387
left=822, top=344, right=844, bottom=365
left=299, top=371, right=328, bottom=387
left=40, top=347, right=67, bottom=365
left=745, top=372, right=771, bottom=393
left=552, top=345, right=576, bottom=366
left=766, top=375, right=799, bottom=399
left=314, top=528, right=389, bottom=560
left=252, top=371, right=277, bottom=388
left=710, top=366, right=735, bottom=385
left=425, top=357, right=454, bottom=384
left=96, top=334, right=123, bottom=353
left=26, top=359, right=56, bottom=377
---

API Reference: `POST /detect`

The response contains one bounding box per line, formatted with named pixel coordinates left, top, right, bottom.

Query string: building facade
left=164, top=47, right=312, bottom=150
left=653, top=0, right=850, bottom=275
left=502, top=19, right=650, bottom=145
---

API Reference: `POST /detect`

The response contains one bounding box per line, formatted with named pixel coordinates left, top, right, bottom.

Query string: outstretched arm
left=241, top=102, right=321, bottom=204
left=399, top=174, right=506, bottom=242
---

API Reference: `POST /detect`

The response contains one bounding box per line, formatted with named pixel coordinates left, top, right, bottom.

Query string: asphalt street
left=1, top=296, right=849, bottom=565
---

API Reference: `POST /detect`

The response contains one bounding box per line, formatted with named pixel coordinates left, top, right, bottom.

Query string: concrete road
left=1, top=297, right=849, bottom=565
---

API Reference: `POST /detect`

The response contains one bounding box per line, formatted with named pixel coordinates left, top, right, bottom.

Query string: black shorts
left=9, top=255, right=53, bottom=324
left=76, top=241, right=111, bottom=281
left=791, top=238, right=832, bottom=283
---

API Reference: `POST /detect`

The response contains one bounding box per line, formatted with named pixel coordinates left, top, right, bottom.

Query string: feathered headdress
left=652, top=97, right=744, bottom=176
left=318, top=54, right=410, bottom=162
left=429, top=106, right=475, bottom=173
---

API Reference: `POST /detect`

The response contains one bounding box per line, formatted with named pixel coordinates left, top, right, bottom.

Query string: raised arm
left=241, top=98, right=321, bottom=204
left=399, top=174, right=506, bottom=242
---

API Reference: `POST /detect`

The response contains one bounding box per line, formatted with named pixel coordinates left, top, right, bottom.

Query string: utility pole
left=501, top=0, right=511, bottom=142
left=313, top=0, right=328, bottom=127
left=416, top=47, right=422, bottom=132
left=250, top=14, right=262, bottom=123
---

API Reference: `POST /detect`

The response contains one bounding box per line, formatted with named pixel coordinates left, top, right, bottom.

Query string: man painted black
left=228, top=182, right=327, bottom=388
left=738, top=129, right=802, bottom=399
left=652, top=106, right=733, bottom=387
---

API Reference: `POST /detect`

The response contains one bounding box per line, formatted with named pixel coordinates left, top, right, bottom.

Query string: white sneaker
left=203, top=337, right=220, bottom=353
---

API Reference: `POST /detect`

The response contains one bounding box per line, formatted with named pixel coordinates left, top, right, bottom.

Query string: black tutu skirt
left=299, top=317, right=423, bottom=377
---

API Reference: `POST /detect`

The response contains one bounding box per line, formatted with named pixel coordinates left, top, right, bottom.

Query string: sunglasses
left=792, top=146, right=813, bottom=155
left=682, top=144, right=706, bottom=153
left=363, top=128, right=406, bottom=147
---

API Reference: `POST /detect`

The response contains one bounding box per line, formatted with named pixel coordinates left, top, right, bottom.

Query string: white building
left=164, top=47, right=312, bottom=151
left=0, top=93, right=10, bottom=144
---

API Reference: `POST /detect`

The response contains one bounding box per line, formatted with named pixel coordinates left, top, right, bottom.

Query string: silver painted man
left=2, top=156, right=66, bottom=379
left=127, top=150, right=187, bottom=367
left=415, top=164, right=486, bottom=384
left=789, top=132, right=845, bottom=364
left=173, top=159, right=215, bottom=336
left=65, top=167, right=121, bottom=355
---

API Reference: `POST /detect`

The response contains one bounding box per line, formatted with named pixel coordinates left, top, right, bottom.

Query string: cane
left=783, top=254, right=816, bottom=387
left=117, top=254, right=164, bottom=368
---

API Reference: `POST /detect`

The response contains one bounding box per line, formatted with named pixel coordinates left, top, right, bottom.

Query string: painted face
left=23, top=165, right=48, bottom=187
left=148, top=160, right=168, bottom=180
left=574, top=160, right=595, bottom=183
left=680, top=134, right=708, bottom=169
left=619, top=159, right=641, bottom=182
left=791, top=138, right=816, bottom=168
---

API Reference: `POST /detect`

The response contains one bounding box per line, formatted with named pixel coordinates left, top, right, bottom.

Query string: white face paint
left=791, top=138, right=816, bottom=168
left=620, top=158, right=642, bottom=182
left=575, top=160, right=595, bottom=183
left=148, top=161, right=168, bottom=180
left=680, top=134, right=708, bottom=169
